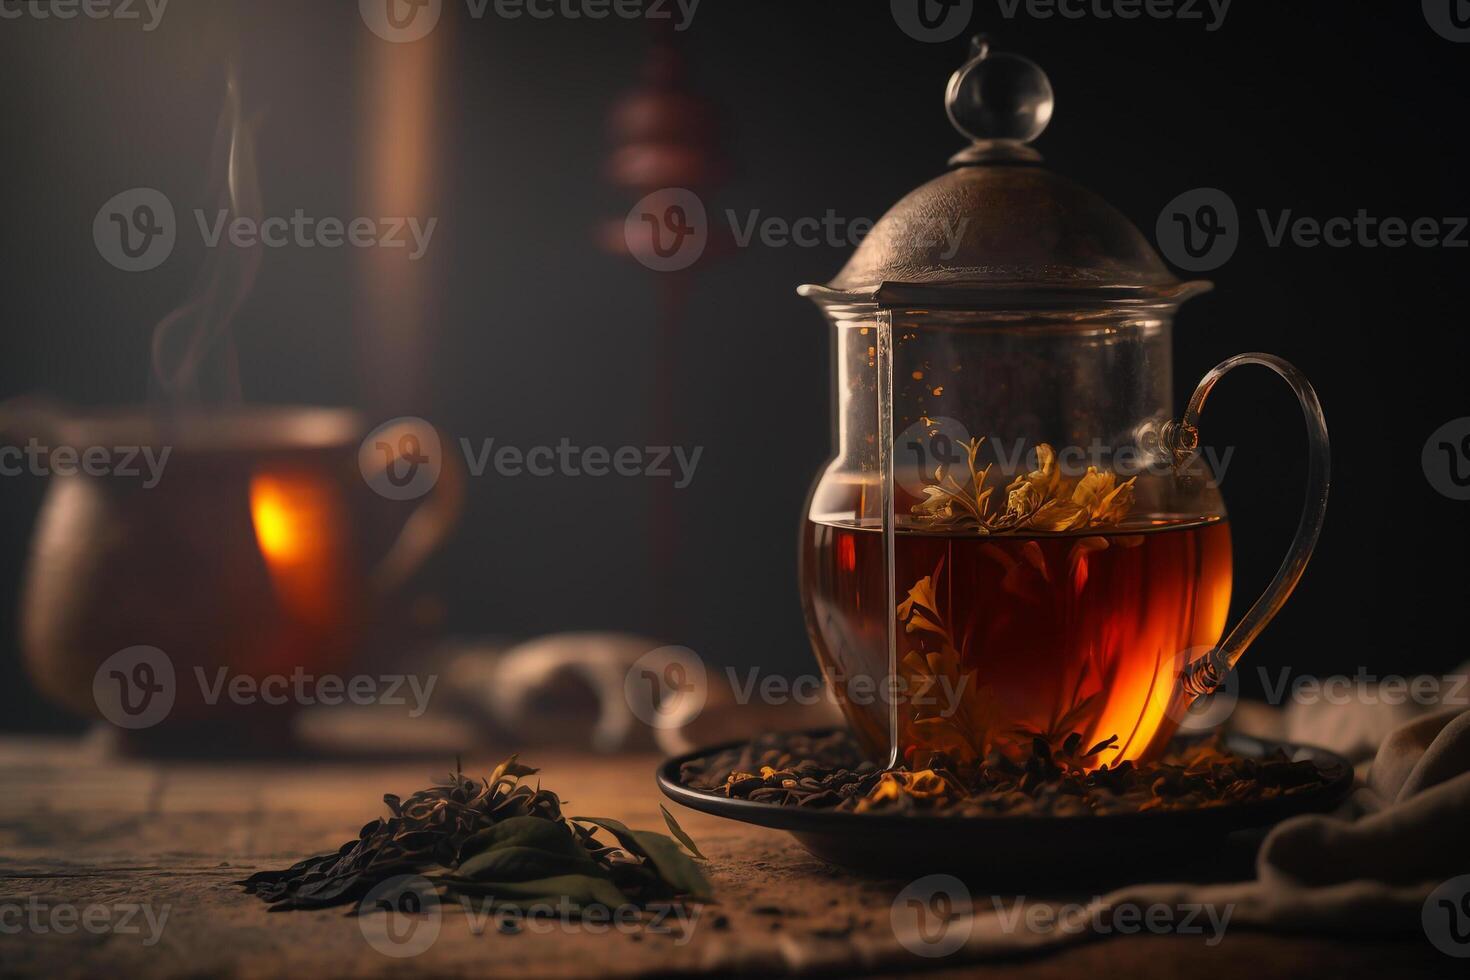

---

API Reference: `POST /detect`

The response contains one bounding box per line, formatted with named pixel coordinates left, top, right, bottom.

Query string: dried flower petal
left=911, top=440, right=1138, bottom=534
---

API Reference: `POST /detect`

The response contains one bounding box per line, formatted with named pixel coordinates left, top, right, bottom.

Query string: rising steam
left=149, top=71, right=262, bottom=408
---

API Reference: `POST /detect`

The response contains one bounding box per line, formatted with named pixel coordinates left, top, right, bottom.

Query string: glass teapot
left=797, top=39, right=1329, bottom=770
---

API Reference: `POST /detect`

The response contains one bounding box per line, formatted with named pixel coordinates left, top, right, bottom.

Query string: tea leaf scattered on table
left=458, top=845, right=606, bottom=883
left=458, top=815, right=588, bottom=862
left=660, top=804, right=705, bottom=859
left=627, top=832, right=711, bottom=900
left=238, top=756, right=711, bottom=914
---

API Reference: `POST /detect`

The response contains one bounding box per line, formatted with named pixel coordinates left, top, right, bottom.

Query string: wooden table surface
left=0, top=735, right=1451, bottom=979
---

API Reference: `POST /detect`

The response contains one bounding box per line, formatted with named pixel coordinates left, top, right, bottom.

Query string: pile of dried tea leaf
left=240, top=756, right=709, bottom=913
left=680, top=731, right=1344, bottom=818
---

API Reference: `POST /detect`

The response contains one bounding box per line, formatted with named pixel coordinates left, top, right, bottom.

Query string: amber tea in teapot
left=803, top=459, right=1233, bottom=768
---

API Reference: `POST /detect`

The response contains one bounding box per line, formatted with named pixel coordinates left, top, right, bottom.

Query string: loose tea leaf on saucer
left=680, top=731, right=1345, bottom=819
left=238, top=756, right=709, bottom=913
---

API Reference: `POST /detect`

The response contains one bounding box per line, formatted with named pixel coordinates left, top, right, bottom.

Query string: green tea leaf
left=457, top=846, right=604, bottom=882
left=570, top=816, right=642, bottom=855
left=629, top=831, right=712, bottom=900
left=572, top=817, right=708, bottom=896
left=659, top=805, right=705, bottom=859
left=458, top=815, right=585, bottom=861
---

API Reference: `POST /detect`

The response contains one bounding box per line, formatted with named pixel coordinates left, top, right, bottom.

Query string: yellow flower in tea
left=856, top=769, right=967, bottom=811
left=1071, top=467, right=1136, bottom=525
left=1003, top=442, right=1062, bottom=518
left=912, top=438, right=1137, bottom=534
left=898, top=561, right=952, bottom=642
left=1025, top=499, right=1090, bottom=532
left=893, top=554, right=1002, bottom=766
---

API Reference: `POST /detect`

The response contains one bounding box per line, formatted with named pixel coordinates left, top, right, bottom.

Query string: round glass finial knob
left=945, top=37, right=1054, bottom=144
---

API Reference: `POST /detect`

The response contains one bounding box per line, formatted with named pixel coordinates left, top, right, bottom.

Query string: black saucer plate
left=657, top=730, right=1355, bottom=883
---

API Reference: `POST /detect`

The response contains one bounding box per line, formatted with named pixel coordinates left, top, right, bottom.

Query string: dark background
left=1, top=0, right=1465, bottom=732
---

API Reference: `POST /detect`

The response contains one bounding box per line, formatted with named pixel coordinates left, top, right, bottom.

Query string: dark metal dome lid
left=799, top=38, right=1209, bottom=312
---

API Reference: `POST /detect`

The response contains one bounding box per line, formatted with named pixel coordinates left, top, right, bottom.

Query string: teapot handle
left=1170, top=353, right=1330, bottom=698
